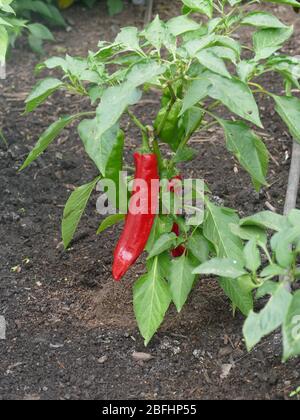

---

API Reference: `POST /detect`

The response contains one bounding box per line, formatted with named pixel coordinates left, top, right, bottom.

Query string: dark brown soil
left=0, top=0, right=300, bottom=401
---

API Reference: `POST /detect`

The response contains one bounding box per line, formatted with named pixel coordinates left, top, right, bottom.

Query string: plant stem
left=144, top=0, right=154, bottom=25
left=127, top=109, right=150, bottom=151
left=152, top=139, right=164, bottom=172
left=284, top=140, right=300, bottom=215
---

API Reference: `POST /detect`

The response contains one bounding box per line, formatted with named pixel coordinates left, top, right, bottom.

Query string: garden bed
left=0, top=0, right=300, bottom=400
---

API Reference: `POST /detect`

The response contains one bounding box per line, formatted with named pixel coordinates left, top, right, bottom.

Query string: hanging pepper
left=112, top=152, right=159, bottom=281
left=169, top=175, right=186, bottom=258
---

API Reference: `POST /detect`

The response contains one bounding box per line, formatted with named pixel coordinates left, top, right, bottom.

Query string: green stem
left=261, top=244, right=273, bottom=265
left=127, top=109, right=150, bottom=151
left=78, top=111, right=96, bottom=118
left=152, top=139, right=164, bottom=172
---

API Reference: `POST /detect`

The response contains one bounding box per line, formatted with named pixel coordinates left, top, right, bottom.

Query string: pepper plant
left=21, top=0, right=300, bottom=357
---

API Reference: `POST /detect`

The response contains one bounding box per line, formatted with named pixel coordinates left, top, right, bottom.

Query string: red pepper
left=112, top=152, right=159, bottom=281
left=171, top=223, right=186, bottom=257
left=169, top=175, right=186, bottom=258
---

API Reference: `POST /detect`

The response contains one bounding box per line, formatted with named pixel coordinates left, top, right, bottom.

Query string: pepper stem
left=127, top=109, right=150, bottom=152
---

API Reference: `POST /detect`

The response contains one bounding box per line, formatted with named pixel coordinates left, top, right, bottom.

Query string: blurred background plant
left=0, top=0, right=143, bottom=63
left=0, top=0, right=65, bottom=63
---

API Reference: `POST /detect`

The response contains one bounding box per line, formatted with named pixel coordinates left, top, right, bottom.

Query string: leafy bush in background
left=0, top=0, right=66, bottom=61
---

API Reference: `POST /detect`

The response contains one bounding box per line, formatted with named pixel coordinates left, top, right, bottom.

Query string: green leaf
left=263, top=0, right=300, bottom=7
left=41, top=56, right=69, bottom=72
left=243, top=239, right=261, bottom=273
left=282, top=290, right=300, bottom=361
left=181, top=106, right=204, bottom=138
left=173, top=146, right=197, bottom=163
left=241, top=12, right=287, bottom=29
left=204, top=200, right=244, bottom=262
left=147, top=233, right=177, bottom=260
left=253, top=26, right=293, bottom=61
left=273, top=95, right=300, bottom=143
left=219, top=275, right=255, bottom=316
left=229, top=224, right=267, bottom=246
left=126, top=61, right=166, bottom=87
left=167, top=15, right=201, bottom=36
left=27, top=23, right=54, bottom=41
left=181, top=0, right=213, bottom=18
left=170, top=254, right=197, bottom=312
left=134, top=257, right=171, bottom=345
left=205, top=72, right=262, bottom=127
left=240, top=211, right=287, bottom=231
left=206, top=46, right=237, bottom=64
left=221, top=120, right=269, bottom=191
left=243, top=283, right=292, bottom=351
left=28, top=34, right=44, bottom=55
left=183, top=34, right=215, bottom=56
left=204, top=201, right=253, bottom=314
left=97, top=214, right=125, bottom=234
left=20, top=115, right=77, bottom=170
left=214, top=35, right=241, bottom=57
left=271, top=226, right=300, bottom=268
left=193, top=258, right=247, bottom=278
left=181, top=78, right=212, bottom=115
left=96, top=61, right=165, bottom=137
left=196, top=49, right=231, bottom=78
left=187, top=230, right=211, bottom=263
left=45, top=4, right=66, bottom=26
left=143, top=15, right=175, bottom=53
left=78, top=119, right=124, bottom=179
left=237, top=60, right=256, bottom=83
left=107, top=0, right=123, bottom=16
left=62, top=176, right=101, bottom=249
left=146, top=216, right=174, bottom=253
left=115, top=27, right=142, bottom=53
left=25, top=78, right=63, bottom=113
left=0, top=25, right=8, bottom=64
left=288, top=209, right=300, bottom=227
left=0, top=0, right=15, bottom=14
left=256, top=280, right=279, bottom=299
left=260, top=264, right=286, bottom=278
left=96, top=84, right=141, bottom=138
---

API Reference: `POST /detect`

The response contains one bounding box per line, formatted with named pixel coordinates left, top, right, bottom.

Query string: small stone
left=132, top=352, right=154, bottom=362
left=23, top=394, right=41, bottom=401
left=50, top=343, right=64, bottom=349
left=98, top=356, right=108, bottom=364
left=172, top=347, right=181, bottom=355
left=192, top=349, right=202, bottom=359
left=220, top=364, right=234, bottom=380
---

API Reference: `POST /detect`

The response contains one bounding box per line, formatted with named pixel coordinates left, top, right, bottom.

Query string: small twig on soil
left=284, top=140, right=300, bottom=215
left=265, top=201, right=277, bottom=212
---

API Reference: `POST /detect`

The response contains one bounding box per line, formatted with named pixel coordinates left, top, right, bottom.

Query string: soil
left=1, top=0, right=300, bottom=401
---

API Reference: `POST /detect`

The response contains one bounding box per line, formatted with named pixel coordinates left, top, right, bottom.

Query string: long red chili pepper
left=169, top=175, right=186, bottom=258
left=112, top=152, right=159, bottom=281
